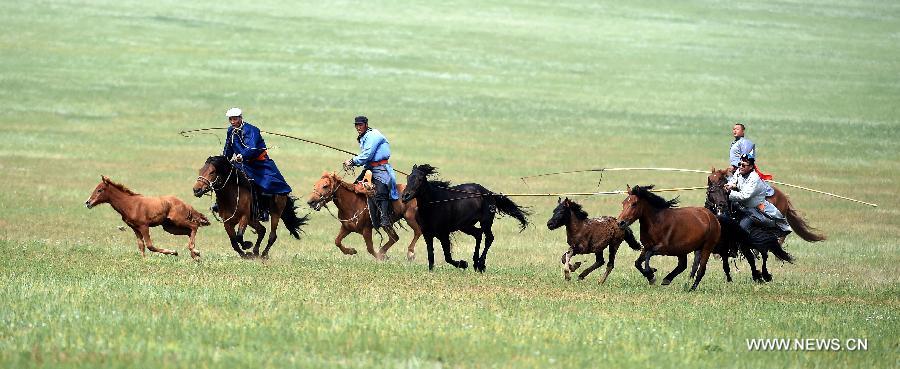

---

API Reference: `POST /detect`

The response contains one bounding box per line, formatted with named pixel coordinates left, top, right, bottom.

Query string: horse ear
left=557, top=197, right=562, bottom=203
left=101, top=175, right=110, bottom=183
left=322, top=171, right=329, bottom=177
left=710, top=166, right=716, bottom=173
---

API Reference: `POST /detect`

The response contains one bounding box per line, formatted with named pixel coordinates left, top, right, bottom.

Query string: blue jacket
left=351, top=128, right=399, bottom=200
left=223, top=122, right=292, bottom=194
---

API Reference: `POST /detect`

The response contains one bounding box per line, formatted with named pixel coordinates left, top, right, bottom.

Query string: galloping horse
left=85, top=176, right=208, bottom=259
left=617, top=185, right=721, bottom=291
left=307, top=171, right=422, bottom=260
left=401, top=164, right=530, bottom=272
left=706, top=168, right=797, bottom=282
left=548, top=198, right=643, bottom=283
left=193, top=156, right=308, bottom=258
left=708, top=168, right=825, bottom=242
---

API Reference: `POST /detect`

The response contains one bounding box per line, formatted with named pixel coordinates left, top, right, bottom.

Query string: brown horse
left=85, top=175, right=208, bottom=259
left=617, top=184, right=721, bottom=291
left=708, top=168, right=825, bottom=242
left=307, top=171, right=421, bottom=260
left=548, top=198, right=643, bottom=283
left=193, top=156, right=308, bottom=258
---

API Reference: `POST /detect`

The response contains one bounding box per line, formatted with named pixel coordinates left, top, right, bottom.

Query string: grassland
left=1, top=0, right=898, bottom=367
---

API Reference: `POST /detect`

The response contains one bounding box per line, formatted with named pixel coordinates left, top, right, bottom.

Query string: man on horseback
left=222, top=107, right=292, bottom=221
left=343, top=115, right=398, bottom=230
left=726, top=154, right=791, bottom=237
left=729, top=123, right=774, bottom=197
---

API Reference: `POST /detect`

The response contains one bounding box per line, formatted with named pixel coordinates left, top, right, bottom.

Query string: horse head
left=307, top=171, right=341, bottom=211
left=402, top=164, right=437, bottom=203
left=85, top=175, right=112, bottom=208
left=706, top=167, right=731, bottom=216
left=548, top=197, right=589, bottom=230
left=617, top=184, right=677, bottom=229
left=193, top=156, right=231, bottom=197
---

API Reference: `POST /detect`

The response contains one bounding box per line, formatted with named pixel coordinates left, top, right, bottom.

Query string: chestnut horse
left=548, top=197, right=643, bottom=283
left=617, top=185, right=721, bottom=291
left=306, top=171, right=422, bottom=260
left=708, top=168, right=825, bottom=242
left=193, top=156, right=308, bottom=258
left=85, top=175, right=208, bottom=259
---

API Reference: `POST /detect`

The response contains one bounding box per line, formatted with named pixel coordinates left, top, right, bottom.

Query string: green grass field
left=2, top=0, right=898, bottom=367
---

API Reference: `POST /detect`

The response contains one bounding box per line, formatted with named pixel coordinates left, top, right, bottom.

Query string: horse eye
left=630, top=203, right=636, bottom=208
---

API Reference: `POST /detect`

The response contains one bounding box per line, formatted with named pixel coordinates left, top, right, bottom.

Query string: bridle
left=197, top=163, right=240, bottom=223
left=312, top=176, right=369, bottom=225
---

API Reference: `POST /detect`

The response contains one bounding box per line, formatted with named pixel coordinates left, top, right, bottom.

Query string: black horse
left=401, top=164, right=530, bottom=272
left=703, top=174, right=794, bottom=283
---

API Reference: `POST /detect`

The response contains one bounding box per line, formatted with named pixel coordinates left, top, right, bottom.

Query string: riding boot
left=377, top=199, right=393, bottom=230
left=368, top=197, right=382, bottom=229
left=257, top=192, right=271, bottom=222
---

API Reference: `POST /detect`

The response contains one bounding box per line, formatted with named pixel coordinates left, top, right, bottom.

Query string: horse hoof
left=571, top=261, right=583, bottom=272
left=648, top=277, right=657, bottom=285
left=242, top=241, right=253, bottom=250
left=407, top=252, right=415, bottom=261
left=344, top=249, right=358, bottom=255
left=763, top=274, right=773, bottom=282
left=458, top=260, right=468, bottom=269
left=661, top=279, right=672, bottom=286
left=172, top=251, right=179, bottom=256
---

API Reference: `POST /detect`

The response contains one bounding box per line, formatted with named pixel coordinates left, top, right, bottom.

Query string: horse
left=401, top=164, right=530, bottom=272
left=616, top=184, right=721, bottom=291
left=306, top=171, right=422, bottom=260
left=548, top=197, right=643, bottom=283
left=85, top=175, right=208, bottom=259
left=709, top=168, right=825, bottom=242
left=192, top=155, right=308, bottom=258
left=706, top=168, right=796, bottom=282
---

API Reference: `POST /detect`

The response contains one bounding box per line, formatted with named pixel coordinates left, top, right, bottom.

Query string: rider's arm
left=351, top=134, right=381, bottom=166
left=728, top=175, right=758, bottom=202
left=237, top=126, right=265, bottom=160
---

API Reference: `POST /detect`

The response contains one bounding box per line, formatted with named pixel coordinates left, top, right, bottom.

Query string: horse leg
left=477, top=226, right=495, bottom=273
left=634, top=249, right=655, bottom=284
left=132, top=228, right=146, bottom=257
left=742, top=245, right=763, bottom=283
left=404, top=213, right=422, bottom=261
left=689, top=250, right=700, bottom=278
left=377, top=225, right=400, bottom=260
left=224, top=222, right=247, bottom=258
left=460, top=225, right=483, bottom=272
left=438, top=234, right=467, bottom=270
left=598, top=244, right=619, bottom=285
left=643, top=250, right=656, bottom=284
left=260, top=211, right=281, bottom=259
left=187, top=226, right=201, bottom=260
left=248, top=220, right=266, bottom=256
left=578, top=252, right=605, bottom=281
left=761, top=250, right=773, bottom=282
left=237, top=218, right=253, bottom=251
left=722, top=254, right=732, bottom=282
left=334, top=226, right=357, bottom=255
left=362, top=227, right=378, bottom=259
left=690, top=248, right=714, bottom=291
left=140, top=226, right=178, bottom=256
left=561, top=249, right=575, bottom=280
left=662, top=254, right=688, bottom=286
left=424, top=235, right=436, bottom=271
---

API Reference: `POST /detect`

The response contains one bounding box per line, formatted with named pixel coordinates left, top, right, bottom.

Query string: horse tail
left=280, top=195, right=309, bottom=239
left=781, top=197, right=826, bottom=242
left=494, top=195, right=530, bottom=231
left=621, top=226, right=642, bottom=250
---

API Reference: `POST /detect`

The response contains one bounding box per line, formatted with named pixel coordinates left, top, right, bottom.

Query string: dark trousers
left=369, top=179, right=393, bottom=229
left=738, top=207, right=777, bottom=232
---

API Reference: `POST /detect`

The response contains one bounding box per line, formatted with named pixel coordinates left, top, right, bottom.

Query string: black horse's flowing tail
left=749, top=228, right=795, bottom=263
left=281, top=195, right=309, bottom=239
left=782, top=200, right=826, bottom=242
left=494, top=195, right=530, bottom=231
left=621, top=226, right=642, bottom=250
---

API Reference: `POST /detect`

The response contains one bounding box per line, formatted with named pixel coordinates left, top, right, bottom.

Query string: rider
left=343, top=115, right=398, bottom=230
left=222, top=107, right=292, bottom=221
left=725, top=154, right=791, bottom=236
left=729, top=122, right=774, bottom=197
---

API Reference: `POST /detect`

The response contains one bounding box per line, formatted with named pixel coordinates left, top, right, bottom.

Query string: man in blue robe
left=223, top=107, right=292, bottom=221
left=343, top=115, right=398, bottom=229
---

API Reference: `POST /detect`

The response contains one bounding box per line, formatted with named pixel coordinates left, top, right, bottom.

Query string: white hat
left=225, top=107, right=242, bottom=118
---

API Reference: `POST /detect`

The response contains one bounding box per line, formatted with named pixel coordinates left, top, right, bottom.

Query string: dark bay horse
left=709, top=168, right=825, bottom=242
left=193, top=156, right=308, bottom=258
left=706, top=168, right=796, bottom=282
left=85, top=176, right=208, bottom=259
left=617, top=185, right=721, bottom=291
left=306, top=171, right=422, bottom=260
left=401, top=164, right=530, bottom=272
left=548, top=198, right=643, bottom=283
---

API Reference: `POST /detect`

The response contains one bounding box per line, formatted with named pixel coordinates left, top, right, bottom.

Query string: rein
left=199, top=164, right=241, bottom=223
left=313, top=176, right=369, bottom=225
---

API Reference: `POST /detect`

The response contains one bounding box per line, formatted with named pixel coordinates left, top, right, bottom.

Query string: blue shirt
left=350, top=128, right=399, bottom=200
left=729, top=137, right=755, bottom=168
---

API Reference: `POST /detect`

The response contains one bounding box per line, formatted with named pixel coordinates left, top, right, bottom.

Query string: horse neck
left=332, top=180, right=365, bottom=215
left=105, top=185, right=139, bottom=216
left=214, top=172, right=244, bottom=210
left=564, top=211, right=587, bottom=240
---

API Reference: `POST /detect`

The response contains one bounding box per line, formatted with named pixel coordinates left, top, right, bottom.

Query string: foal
left=85, top=176, right=208, bottom=259
left=548, top=198, right=642, bottom=283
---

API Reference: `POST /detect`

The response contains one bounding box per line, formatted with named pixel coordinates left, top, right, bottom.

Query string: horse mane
left=325, top=172, right=356, bottom=191
left=415, top=164, right=452, bottom=188
left=207, top=155, right=231, bottom=175
left=632, top=184, right=679, bottom=209
left=102, top=177, right=140, bottom=195
left=567, top=200, right=589, bottom=220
